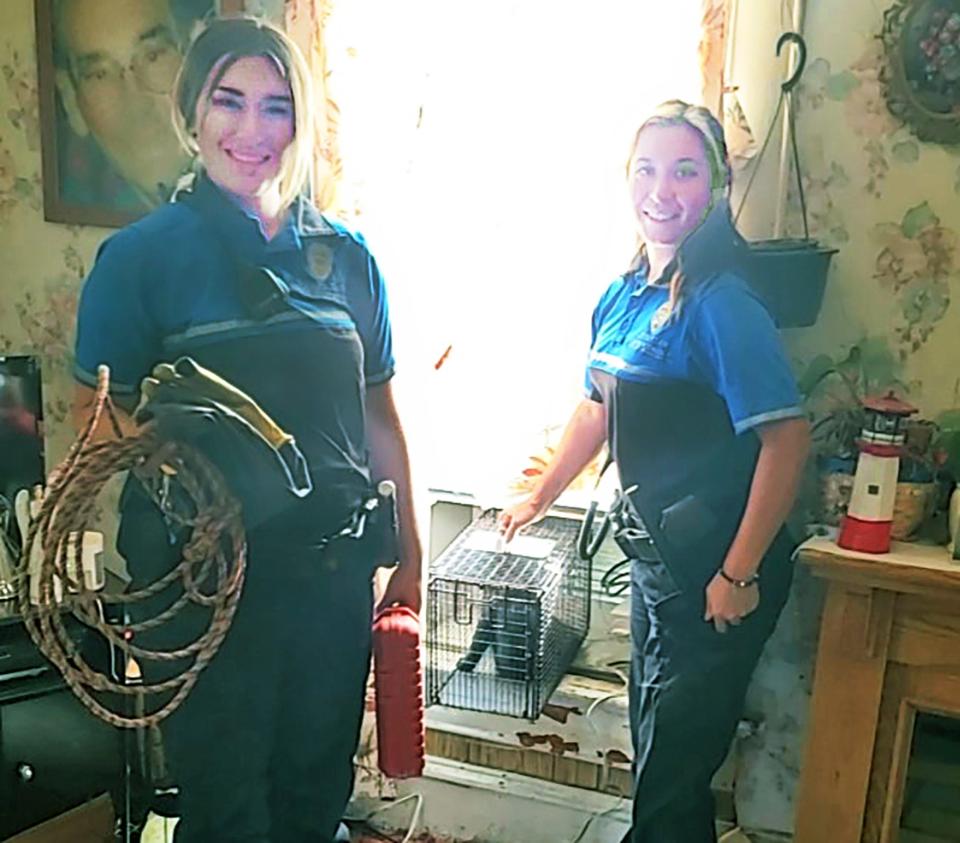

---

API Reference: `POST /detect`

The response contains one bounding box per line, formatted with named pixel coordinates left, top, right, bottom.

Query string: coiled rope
left=17, top=365, right=247, bottom=728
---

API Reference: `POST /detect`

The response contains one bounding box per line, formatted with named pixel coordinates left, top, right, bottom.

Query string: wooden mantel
left=795, top=537, right=960, bottom=843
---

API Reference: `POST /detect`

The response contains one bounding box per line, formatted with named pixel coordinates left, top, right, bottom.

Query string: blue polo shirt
left=585, top=269, right=802, bottom=434
left=75, top=174, right=394, bottom=395
left=74, top=174, right=395, bottom=536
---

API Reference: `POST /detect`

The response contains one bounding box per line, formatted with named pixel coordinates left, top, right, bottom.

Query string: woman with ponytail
left=500, top=100, right=810, bottom=842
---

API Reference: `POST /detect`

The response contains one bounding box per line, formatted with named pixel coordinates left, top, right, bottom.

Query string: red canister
left=372, top=606, right=425, bottom=778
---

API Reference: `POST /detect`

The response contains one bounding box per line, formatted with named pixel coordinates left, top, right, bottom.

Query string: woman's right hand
left=498, top=497, right=548, bottom=543
left=496, top=398, right=608, bottom=544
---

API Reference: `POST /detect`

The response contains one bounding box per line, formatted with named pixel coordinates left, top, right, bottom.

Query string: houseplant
left=799, top=341, right=937, bottom=537
left=933, top=409, right=960, bottom=555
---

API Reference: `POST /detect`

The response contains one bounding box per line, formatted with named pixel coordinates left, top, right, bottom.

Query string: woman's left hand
left=704, top=573, right=759, bottom=634
left=376, top=559, right=423, bottom=616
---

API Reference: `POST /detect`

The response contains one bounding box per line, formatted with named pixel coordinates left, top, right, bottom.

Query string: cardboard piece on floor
left=5, top=793, right=113, bottom=843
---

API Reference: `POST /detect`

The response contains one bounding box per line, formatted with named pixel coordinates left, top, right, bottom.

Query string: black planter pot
left=740, top=238, right=838, bottom=329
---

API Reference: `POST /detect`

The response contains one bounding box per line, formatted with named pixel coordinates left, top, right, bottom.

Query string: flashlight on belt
left=375, top=480, right=400, bottom=567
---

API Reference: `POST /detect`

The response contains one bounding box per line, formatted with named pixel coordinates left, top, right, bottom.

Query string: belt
left=608, top=487, right=662, bottom=563
left=613, top=526, right=661, bottom=563
left=251, top=482, right=398, bottom=568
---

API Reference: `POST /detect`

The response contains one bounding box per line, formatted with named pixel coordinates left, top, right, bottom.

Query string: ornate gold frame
left=880, top=0, right=960, bottom=145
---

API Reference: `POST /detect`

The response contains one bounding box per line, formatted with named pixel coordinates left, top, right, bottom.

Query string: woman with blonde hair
left=74, top=17, right=422, bottom=842
left=500, top=100, right=810, bottom=842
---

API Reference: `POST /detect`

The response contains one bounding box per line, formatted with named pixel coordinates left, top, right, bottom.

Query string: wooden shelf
left=794, top=538, right=960, bottom=843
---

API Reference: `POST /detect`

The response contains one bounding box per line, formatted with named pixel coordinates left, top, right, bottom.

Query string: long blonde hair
left=626, top=100, right=734, bottom=317
left=171, top=16, right=316, bottom=212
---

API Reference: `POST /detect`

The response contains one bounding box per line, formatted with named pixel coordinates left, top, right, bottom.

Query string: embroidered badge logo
left=650, top=302, right=671, bottom=333
left=306, top=242, right=334, bottom=281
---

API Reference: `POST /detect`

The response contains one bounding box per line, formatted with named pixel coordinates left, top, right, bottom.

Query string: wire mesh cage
left=425, top=510, right=591, bottom=720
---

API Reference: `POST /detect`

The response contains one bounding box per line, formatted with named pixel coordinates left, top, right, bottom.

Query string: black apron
left=591, top=370, right=792, bottom=592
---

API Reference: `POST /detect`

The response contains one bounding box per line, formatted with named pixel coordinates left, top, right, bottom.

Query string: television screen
left=0, top=356, right=44, bottom=505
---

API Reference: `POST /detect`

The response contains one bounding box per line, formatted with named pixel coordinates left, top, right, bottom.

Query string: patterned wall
left=0, top=1, right=109, bottom=467
left=784, top=5, right=960, bottom=411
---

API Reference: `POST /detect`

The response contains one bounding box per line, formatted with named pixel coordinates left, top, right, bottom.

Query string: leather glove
left=133, top=357, right=311, bottom=529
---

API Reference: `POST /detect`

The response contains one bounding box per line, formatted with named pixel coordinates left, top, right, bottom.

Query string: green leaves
left=797, top=353, right=838, bottom=397
left=901, top=202, right=940, bottom=238
left=891, top=140, right=920, bottom=163
left=934, top=410, right=960, bottom=480
left=825, top=71, right=859, bottom=100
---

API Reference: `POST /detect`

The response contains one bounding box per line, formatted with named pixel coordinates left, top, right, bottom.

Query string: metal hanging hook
left=776, top=31, right=807, bottom=93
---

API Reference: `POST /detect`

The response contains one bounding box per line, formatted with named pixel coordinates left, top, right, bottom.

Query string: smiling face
left=194, top=55, right=295, bottom=212
left=629, top=122, right=714, bottom=269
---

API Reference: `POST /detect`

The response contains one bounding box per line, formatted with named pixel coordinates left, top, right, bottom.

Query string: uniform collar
left=292, top=193, right=337, bottom=237
left=175, top=171, right=338, bottom=254
left=628, top=267, right=654, bottom=296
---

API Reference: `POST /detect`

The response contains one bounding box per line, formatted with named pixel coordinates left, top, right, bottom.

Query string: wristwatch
left=719, top=568, right=759, bottom=588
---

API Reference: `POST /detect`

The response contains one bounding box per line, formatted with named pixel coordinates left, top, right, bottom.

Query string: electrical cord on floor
left=579, top=658, right=630, bottom=810
left=569, top=797, right=627, bottom=843
left=717, top=827, right=752, bottom=842
left=584, top=664, right=629, bottom=723
left=582, top=660, right=630, bottom=741
left=346, top=792, right=424, bottom=843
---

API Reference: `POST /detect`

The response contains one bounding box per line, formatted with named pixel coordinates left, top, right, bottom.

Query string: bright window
left=325, top=1, right=704, bottom=496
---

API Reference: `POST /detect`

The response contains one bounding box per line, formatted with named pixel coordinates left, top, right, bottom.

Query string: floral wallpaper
left=780, top=19, right=960, bottom=417
left=0, top=47, right=42, bottom=219
left=801, top=42, right=907, bottom=198
left=873, top=201, right=956, bottom=359
left=0, top=3, right=116, bottom=545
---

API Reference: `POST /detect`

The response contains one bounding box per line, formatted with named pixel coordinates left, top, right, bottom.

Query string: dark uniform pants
left=622, top=556, right=791, bottom=843
left=131, top=530, right=375, bottom=843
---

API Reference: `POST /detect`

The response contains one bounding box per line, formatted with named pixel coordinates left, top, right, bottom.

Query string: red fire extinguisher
left=372, top=605, right=425, bottom=778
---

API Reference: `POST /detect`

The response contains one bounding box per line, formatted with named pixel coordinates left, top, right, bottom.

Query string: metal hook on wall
left=776, top=31, right=807, bottom=93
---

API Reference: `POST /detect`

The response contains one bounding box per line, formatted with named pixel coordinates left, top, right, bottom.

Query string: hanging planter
left=740, top=239, right=838, bottom=328
left=735, top=33, right=838, bottom=329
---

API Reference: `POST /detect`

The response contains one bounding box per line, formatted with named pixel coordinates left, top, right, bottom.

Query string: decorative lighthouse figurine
left=837, top=392, right=917, bottom=554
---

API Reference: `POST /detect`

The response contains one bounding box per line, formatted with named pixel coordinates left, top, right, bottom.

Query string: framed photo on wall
left=33, top=0, right=240, bottom=228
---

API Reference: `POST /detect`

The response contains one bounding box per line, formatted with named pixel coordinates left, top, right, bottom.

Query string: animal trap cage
left=425, top=510, right=591, bottom=720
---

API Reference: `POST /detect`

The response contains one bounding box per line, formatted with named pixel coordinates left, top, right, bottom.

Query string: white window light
left=326, top=0, right=704, bottom=495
